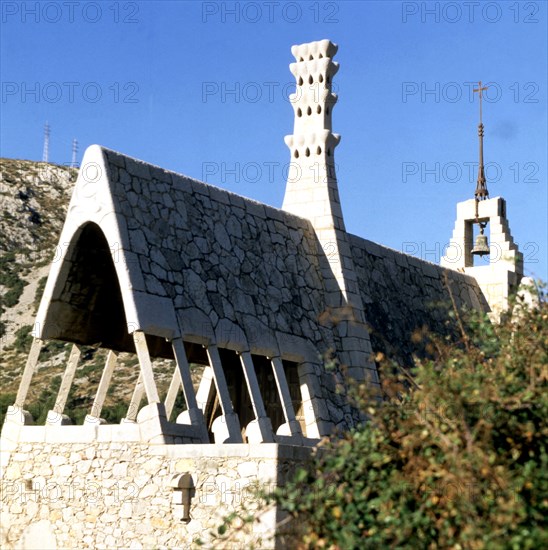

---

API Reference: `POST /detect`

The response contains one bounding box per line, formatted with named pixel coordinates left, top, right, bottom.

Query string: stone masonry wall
left=104, top=148, right=335, bottom=351
left=1, top=441, right=310, bottom=549
left=349, top=234, right=490, bottom=367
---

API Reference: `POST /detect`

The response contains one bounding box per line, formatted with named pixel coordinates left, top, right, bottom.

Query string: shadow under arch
left=41, top=221, right=173, bottom=357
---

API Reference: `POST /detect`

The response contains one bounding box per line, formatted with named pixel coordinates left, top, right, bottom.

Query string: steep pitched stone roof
left=36, top=145, right=487, bottom=371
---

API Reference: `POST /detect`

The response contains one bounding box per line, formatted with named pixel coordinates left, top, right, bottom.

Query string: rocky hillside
left=0, top=158, right=187, bottom=424
left=0, top=159, right=76, bottom=345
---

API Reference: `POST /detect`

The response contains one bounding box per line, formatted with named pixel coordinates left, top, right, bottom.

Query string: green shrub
left=273, top=297, right=547, bottom=549
left=12, top=325, right=33, bottom=353
left=0, top=251, right=28, bottom=310
left=0, top=393, right=17, bottom=425
left=1, top=280, right=27, bottom=308
left=39, top=340, right=69, bottom=360
left=24, top=375, right=62, bottom=425
left=101, top=402, right=129, bottom=424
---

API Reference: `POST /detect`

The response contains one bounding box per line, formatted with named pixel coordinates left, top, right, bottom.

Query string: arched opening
left=41, top=222, right=172, bottom=357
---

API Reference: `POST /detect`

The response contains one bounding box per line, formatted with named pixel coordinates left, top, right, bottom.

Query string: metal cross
left=473, top=81, right=488, bottom=124
left=473, top=80, right=489, bottom=202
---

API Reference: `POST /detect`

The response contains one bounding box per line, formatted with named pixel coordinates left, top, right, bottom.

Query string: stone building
left=1, top=40, right=526, bottom=549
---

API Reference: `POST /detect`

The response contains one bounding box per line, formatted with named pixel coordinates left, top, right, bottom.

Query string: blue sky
left=1, top=0, right=547, bottom=279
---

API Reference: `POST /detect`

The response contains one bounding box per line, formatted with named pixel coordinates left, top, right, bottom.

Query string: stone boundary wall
left=349, top=234, right=490, bottom=367
left=0, top=442, right=311, bottom=549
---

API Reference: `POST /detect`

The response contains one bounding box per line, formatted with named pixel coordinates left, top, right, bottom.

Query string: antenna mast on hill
left=71, top=139, right=79, bottom=168
left=42, top=122, right=50, bottom=163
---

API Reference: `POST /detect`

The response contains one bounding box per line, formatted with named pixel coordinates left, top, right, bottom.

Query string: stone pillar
left=282, top=40, right=378, bottom=385
left=85, top=350, right=117, bottom=424
left=238, top=352, right=274, bottom=443
left=270, top=356, right=303, bottom=441
left=46, top=344, right=81, bottom=425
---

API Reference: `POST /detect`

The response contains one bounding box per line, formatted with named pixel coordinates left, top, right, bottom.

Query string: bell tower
left=282, top=40, right=378, bottom=384
left=441, top=81, right=524, bottom=319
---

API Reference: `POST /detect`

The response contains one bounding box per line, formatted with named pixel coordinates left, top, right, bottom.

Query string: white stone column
left=205, top=345, right=242, bottom=443
left=170, top=338, right=209, bottom=442
left=85, top=350, right=117, bottom=424
left=239, top=352, right=274, bottom=443
left=133, top=331, right=160, bottom=403
left=14, top=338, right=43, bottom=409
left=46, top=344, right=81, bottom=425
left=270, top=356, right=302, bottom=438
left=195, top=365, right=214, bottom=413
left=124, top=374, right=144, bottom=422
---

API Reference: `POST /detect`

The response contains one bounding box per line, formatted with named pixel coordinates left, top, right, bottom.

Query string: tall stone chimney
left=283, top=40, right=343, bottom=243
left=282, top=40, right=378, bottom=384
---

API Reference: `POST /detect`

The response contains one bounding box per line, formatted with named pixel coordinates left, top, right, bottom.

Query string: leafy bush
left=0, top=251, right=28, bottom=310
left=1, top=283, right=26, bottom=308
left=101, top=402, right=130, bottom=424
left=273, top=296, right=547, bottom=549
left=0, top=393, right=17, bottom=425
left=39, top=339, right=69, bottom=360
left=11, top=325, right=33, bottom=353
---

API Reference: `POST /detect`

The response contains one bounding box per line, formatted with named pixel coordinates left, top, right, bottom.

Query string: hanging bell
left=471, top=233, right=490, bottom=256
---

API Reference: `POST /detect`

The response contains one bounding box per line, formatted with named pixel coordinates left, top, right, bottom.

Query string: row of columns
left=12, top=332, right=306, bottom=444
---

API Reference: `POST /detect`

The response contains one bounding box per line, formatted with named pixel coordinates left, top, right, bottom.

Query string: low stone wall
left=0, top=439, right=311, bottom=549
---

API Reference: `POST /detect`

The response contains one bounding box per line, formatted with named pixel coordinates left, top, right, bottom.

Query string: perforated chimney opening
left=319, top=74, right=324, bottom=83
left=305, top=148, right=310, bottom=157
left=294, top=149, right=299, bottom=158
left=317, top=105, right=321, bottom=114
left=298, top=76, right=303, bottom=86
left=319, top=53, right=323, bottom=58
left=297, top=107, right=302, bottom=117
left=307, top=106, right=312, bottom=116
left=317, top=146, right=322, bottom=155
left=308, top=75, right=313, bottom=84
